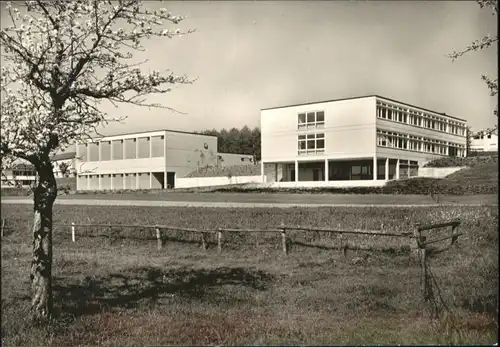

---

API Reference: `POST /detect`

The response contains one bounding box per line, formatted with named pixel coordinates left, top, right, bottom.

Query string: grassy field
left=4, top=192, right=497, bottom=207
left=1, top=204, right=498, bottom=346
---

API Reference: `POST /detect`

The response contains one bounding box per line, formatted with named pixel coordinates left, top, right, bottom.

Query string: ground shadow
left=53, top=266, right=274, bottom=318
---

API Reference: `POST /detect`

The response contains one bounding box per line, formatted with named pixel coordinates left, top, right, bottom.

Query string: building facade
left=217, top=152, right=254, bottom=166
left=0, top=163, right=37, bottom=188
left=1, top=151, right=77, bottom=188
left=260, top=95, right=467, bottom=187
left=75, top=129, right=254, bottom=191
left=470, top=130, right=498, bottom=152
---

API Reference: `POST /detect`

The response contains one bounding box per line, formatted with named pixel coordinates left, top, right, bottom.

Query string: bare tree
left=0, top=0, right=194, bottom=322
left=448, top=0, right=498, bottom=124
left=57, top=161, right=70, bottom=178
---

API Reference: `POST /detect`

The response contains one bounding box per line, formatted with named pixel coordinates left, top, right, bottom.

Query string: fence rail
left=283, top=225, right=413, bottom=237
left=1, top=216, right=464, bottom=318
left=46, top=220, right=433, bottom=256
left=2, top=218, right=463, bottom=262
left=413, top=218, right=462, bottom=305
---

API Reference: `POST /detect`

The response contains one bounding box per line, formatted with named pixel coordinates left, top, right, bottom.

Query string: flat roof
left=89, top=128, right=217, bottom=140
left=261, top=94, right=467, bottom=122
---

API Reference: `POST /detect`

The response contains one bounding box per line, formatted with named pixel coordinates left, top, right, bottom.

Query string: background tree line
left=198, top=126, right=261, bottom=162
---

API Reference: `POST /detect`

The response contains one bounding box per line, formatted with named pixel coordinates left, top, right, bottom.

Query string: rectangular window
left=298, top=133, right=325, bottom=155
left=317, top=111, right=325, bottom=122
left=298, top=111, right=325, bottom=130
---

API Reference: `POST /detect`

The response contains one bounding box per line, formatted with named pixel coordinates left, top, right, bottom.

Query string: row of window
left=297, top=111, right=325, bottom=130
left=377, top=101, right=466, bottom=136
left=12, top=170, right=36, bottom=177
left=81, top=173, right=148, bottom=178
left=83, top=136, right=164, bottom=147
left=473, top=133, right=494, bottom=140
left=377, top=129, right=466, bottom=157
left=298, top=133, right=325, bottom=154
left=79, top=136, right=166, bottom=161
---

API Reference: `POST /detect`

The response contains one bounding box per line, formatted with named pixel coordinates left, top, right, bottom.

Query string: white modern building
left=75, top=129, right=253, bottom=191
left=260, top=95, right=467, bottom=188
left=470, top=129, right=498, bottom=152
left=1, top=150, right=77, bottom=188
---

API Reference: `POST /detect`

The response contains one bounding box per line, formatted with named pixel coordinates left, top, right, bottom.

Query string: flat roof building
left=75, top=129, right=254, bottom=191
left=470, top=129, right=498, bottom=152
left=260, top=95, right=467, bottom=188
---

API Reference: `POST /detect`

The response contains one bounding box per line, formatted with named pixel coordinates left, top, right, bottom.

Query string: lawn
left=1, top=204, right=498, bottom=346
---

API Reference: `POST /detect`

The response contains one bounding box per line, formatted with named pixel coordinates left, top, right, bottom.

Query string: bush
left=186, top=164, right=260, bottom=178
left=424, top=155, right=497, bottom=168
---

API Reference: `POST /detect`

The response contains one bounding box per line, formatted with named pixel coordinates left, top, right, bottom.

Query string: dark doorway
left=152, top=172, right=165, bottom=189
left=290, top=170, right=295, bottom=182
left=167, top=172, right=176, bottom=189
left=449, top=146, right=457, bottom=157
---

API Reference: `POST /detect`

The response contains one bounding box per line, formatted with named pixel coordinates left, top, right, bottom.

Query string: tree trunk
left=30, top=159, right=57, bottom=322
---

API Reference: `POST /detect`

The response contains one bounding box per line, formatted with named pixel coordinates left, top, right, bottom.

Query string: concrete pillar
left=149, top=136, right=152, bottom=158
left=295, top=160, right=299, bottom=182
left=86, top=143, right=90, bottom=164
left=164, top=132, right=169, bottom=189
left=396, top=159, right=400, bottom=180
left=261, top=161, right=265, bottom=183
left=324, top=158, right=329, bottom=181
left=98, top=174, right=102, bottom=191
left=110, top=140, right=114, bottom=161
left=373, top=156, right=377, bottom=180
left=123, top=139, right=126, bottom=160
left=135, top=138, right=139, bottom=158
left=87, top=175, right=90, bottom=190
left=136, top=173, right=139, bottom=190
left=385, top=158, right=389, bottom=181
left=110, top=174, right=114, bottom=190
left=123, top=173, right=126, bottom=190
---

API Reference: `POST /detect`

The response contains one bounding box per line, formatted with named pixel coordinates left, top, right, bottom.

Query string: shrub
left=424, top=155, right=497, bottom=168
left=186, top=164, right=260, bottom=178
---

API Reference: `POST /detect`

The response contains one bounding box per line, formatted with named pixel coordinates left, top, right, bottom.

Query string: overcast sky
left=2, top=1, right=498, bottom=135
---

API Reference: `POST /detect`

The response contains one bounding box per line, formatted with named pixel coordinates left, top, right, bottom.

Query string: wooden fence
left=413, top=219, right=462, bottom=305
left=46, top=219, right=461, bottom=261
left=1, top=216, right=463, bottom=311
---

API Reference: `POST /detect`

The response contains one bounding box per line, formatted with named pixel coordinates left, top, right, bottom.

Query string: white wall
left=261, top=96, right=377, bottom=162
left=418, top=166, right=465, bottom=178
left=217, top=152, right=254, bottom=166
left=165, top=132, right=218, bottom=178
left=175, top=175, right=264, bottom=189
left=78, top=157, right=166, bottom=175
left=471, top=133, right=498, bottom=152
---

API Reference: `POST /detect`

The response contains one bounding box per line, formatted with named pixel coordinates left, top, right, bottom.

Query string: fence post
left=415, top=225, right=429, bottom=302
left=1, top=218, right=5, bottom=238
left=340, top=233, right=348, bottom=258
left=201, top=232, right=207, bottom=251
left=450, top=222, right=459, bottom=245
left=71, top=222, right=75, bottom=242
left=217, top=229, right=222, bottom=254
left=280, top=223, right=287, bottom=255
left=156, top=226, right=162, bottom=250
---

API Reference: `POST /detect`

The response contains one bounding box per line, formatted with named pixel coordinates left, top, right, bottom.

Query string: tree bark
left=30, top=158, right=57, bottom=322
